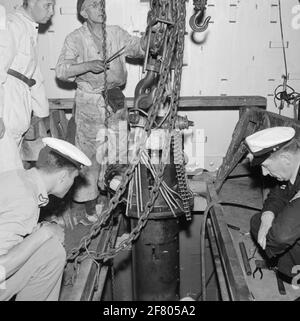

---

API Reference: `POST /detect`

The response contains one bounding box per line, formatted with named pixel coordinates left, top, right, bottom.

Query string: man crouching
left=0, top=137, right=91, bottom=301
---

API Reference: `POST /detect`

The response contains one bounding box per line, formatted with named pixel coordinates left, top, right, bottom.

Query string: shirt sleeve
left=0, top=16, right=17, bottom=118
left=0, top=198, right=37, bottom=257
left=262, top=183, right=290, bottom=216
left=31, top=64, right=49, bottom=118
left=117, top=26, right=144, bottom=58
left=55, top=33, right=79, bottom=82
left=265, top=197, right=300, bottom=258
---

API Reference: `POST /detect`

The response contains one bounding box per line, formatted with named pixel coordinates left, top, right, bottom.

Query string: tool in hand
left=253, top=260, right=286, bottom=295
left=252, top=259, right=266, bottom=279
left=248, top=247, right=258, bottom=262
left=106, top=46, right=126, bottom=64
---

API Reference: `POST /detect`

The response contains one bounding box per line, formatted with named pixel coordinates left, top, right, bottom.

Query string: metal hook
left=189, top=9, right=211, bottom=33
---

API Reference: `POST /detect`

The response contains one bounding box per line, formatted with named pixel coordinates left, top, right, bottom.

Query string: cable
left=278, top=0, right=288, bottom=79
left=274, top=0, right=300, bottom=116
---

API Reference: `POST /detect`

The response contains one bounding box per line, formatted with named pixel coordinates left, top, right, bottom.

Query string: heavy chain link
left=66, top=0, right=187, bottom=273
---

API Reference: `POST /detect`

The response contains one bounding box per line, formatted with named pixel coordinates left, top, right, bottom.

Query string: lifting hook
left=189, top=1, right=211, bottom=33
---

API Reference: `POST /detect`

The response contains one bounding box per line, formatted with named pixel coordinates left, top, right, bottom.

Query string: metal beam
left=49, top=96, right=267, bottom=111
left=206, top=183, right=252, bottom=301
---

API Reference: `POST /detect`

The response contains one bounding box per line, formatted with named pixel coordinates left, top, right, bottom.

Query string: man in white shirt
left=0, top=137, right=91, bottom=301
left=0, top=0, right=55, bottom=173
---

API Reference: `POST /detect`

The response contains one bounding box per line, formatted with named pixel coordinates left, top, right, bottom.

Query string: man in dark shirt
left=246, top=126, right=300, bottom=281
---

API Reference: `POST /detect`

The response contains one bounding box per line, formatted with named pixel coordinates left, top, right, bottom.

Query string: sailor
left=0, top=0, right=55, bottom=173
left=0, top=137, right=91, bottom=301
left=245, top=126, right=300, bottom=282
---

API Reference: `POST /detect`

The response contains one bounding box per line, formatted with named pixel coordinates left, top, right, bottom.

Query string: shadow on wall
left=190, top=30, right=210, bottom=46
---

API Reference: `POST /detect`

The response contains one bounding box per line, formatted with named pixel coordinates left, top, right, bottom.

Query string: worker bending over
left=0, top=138, right=91, bottom=301
left=246, top=126, right=300, bottom=283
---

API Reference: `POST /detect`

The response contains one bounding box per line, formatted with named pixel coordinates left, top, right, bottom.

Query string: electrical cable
left=278, top=0, right=288, bottom=79
left=274, top=0, right=300, bottom=115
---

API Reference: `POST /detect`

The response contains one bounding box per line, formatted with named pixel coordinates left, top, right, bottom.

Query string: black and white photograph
left=0, top=0, right=300, bottom=308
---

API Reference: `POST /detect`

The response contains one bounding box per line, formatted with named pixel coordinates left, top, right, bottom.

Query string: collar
left=16, top=7, right=39, bottom=30
left=26, top=168, right=49, bottom=208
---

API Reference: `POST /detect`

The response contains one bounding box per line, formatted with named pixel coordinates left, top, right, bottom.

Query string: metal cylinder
left=131, top=218, right=180, bottom=301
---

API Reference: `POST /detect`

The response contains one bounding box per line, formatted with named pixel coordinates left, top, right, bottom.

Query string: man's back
left=0, top=169, right=42, bottom=256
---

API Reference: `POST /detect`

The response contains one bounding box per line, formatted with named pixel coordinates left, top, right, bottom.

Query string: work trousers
left=0, top=238, right=66, bottom=301
left=73, top=90, right=128, bottom=203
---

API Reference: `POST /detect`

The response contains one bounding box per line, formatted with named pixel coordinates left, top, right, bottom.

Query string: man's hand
left=258, top=211, right=275, bottom=249
left=0, top=118, right=5, bottom=139
left=87, top=60, right=109, bottom=74
left=40, top=222, right=65, bottom=245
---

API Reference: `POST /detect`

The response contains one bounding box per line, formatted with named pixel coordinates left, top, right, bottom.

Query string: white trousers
left=0, top=238, right=66, bottom=301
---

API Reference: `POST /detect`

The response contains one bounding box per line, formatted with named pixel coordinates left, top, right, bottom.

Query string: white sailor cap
left=245, top=127, right=296, bottom=166
left=41, top=137, right=92, bottom=168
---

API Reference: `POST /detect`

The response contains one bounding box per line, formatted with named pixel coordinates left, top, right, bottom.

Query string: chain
left=193, top=0, right=207, bottom=11
left=173, top=130, right=192, bottom=220
left=66, top=0, right=186, bottom=274
left=100, top=0, right=109, bottom=129
left=108, top=231, right=115, bottom=300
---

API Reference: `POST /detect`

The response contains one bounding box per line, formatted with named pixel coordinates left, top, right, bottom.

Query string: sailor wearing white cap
left=0, top=138, right=91, bottom=301
left=245, top=126, right=300, bottom=282
left=245, top=126, right=296, bottom=168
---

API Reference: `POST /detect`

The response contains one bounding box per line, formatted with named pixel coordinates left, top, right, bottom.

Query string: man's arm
left=262, top=184, right=290, bottom=217
left=0, top=19, right=17, bottom=138
left=265, top=197, right=300, bottom=258
left=117, top=26, right=145, bottom=58
left=0, top=223, right=64, bottom=282
left=55, top=34, right=106, bottom=81
left=257, top=183, right=291, bottom=249
left=31, top=65, right=49, bottom=119
left=258, top=211, right=275, bottom=249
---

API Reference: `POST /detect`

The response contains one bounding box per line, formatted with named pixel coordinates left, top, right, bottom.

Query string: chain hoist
left=66, top=0, right=187, bottom=279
